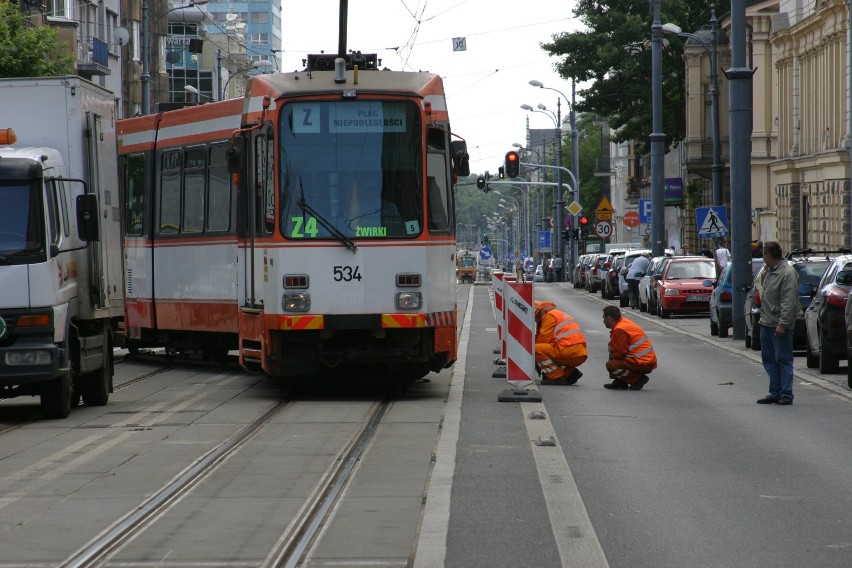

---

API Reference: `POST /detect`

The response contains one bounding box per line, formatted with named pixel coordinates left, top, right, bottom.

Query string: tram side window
left=255, top=126, right=275, bottom=235
left=183, top=146, right=206, bottom=233
left=159, top=151, right=181, bottom=234
left=426, top=152, right=450, bottom=233
left=123, top=154, right=146, bottom=236
left=207, top=144, right=231, bottom=232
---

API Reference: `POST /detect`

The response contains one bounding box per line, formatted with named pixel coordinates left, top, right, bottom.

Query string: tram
left=117, top=54, right=469, bottom=381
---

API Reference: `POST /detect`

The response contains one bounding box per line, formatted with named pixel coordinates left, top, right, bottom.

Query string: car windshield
left=665, top=261, right=716, bottom=279
left=794, top=260, right=830, bottom=287
left=0, top=180, right=46, bottom=261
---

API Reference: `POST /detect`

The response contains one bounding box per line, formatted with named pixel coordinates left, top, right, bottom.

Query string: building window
left=250, top=33, right=269, bottom=45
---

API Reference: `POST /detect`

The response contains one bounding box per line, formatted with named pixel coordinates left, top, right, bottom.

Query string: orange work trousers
left=535, top=343, right=587, bottom=380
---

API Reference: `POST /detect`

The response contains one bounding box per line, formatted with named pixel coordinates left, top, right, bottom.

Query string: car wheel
left=819, top=333, right=839, bottom=374
left=639, top=301, right=647, bottom=313
left=848, top=350, right=852, bottom=388
left=619, top=295, right=628, bottom=308
left=718, top=322, right=729, bottom=338
left=805, top=341, right=819, bottom=368
left=745, top=331, right=751, bottom=348
left=710, top=319, right=718, bottom=336
left=660, top=307, right=670, bottom=319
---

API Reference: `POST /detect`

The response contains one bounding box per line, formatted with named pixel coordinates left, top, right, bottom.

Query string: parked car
left=655, top=257, right=716, bottom=318
left=573, top=254, right=591, bottom=289
left=638, top=256, right=667, bottom=312
left=617, top=249, right=652, bottom=307
left=804, top=253, right=852, bottom=373
left=745, top=252, right=834, bottom=351
left=639, top=254, right=676, bottom=313
left=845, top=292, right=852, bottom=387
left=586, top=253, right=608, bottom=293
left=602, top=252, right=626, bottom=300
left=534, top=264, right=545, bottom=282
left=708, top=258, right=765, bottom=338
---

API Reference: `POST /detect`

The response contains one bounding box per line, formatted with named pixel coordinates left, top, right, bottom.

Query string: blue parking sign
left=639, top=198, right=652, bottom=224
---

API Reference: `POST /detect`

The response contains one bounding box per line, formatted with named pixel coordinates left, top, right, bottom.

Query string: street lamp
left=222, top=60, right=274, bottom=98
left=141, top=0, right=209, bottom=115
left=649, top=0, right=666, bottom=258
left=663, top=10, right=722, bottom=208
left=529, top=78, right=579, bottom=280
left=183, top=84, right=214, bottom=103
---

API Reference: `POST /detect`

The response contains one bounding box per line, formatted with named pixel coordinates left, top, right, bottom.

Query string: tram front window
left=280, top=100, right=423, bottom=240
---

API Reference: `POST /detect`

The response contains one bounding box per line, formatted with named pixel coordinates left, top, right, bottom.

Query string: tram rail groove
left=263, top=399, right=391, bottom=568
left=58, top=400, right=292, bottom=568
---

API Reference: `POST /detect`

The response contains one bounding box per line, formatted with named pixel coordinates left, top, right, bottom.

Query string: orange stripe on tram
left=279, top=315, right=325, bottom=330
left=382, top=314, right=426, bottom=328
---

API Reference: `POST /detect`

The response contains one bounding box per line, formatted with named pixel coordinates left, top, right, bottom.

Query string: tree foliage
left=541, top=0, right=726, bottom=154
left=0, top=2, right=76, bottom=78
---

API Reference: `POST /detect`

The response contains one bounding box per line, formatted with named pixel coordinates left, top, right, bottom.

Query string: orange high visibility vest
left=545, top=309, right=586, bottom=348
left=611, top=317, right=657, bottom=366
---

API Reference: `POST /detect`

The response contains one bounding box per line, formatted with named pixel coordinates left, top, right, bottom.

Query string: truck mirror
left=451, top=139, right=470, bottom=177
left=76, top=194, right=100, bottom=241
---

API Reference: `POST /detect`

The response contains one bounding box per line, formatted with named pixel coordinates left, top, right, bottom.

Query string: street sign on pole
left=595, top=220, right=613, bottom=239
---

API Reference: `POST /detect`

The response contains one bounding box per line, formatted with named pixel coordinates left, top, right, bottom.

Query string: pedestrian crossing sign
left=695, top=206, right=728, bottom=238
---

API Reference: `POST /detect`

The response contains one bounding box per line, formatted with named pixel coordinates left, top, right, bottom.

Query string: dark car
left=708, top=258, right=764, bottom=338
left=638, top=256, right=666, bottom=312
left=745, top=251, right=835, bottom=351
left=804, top=253, right=852, bottom=373
left=655, top=257, right=716, bottom=318
left=602, top=253, right=626, bottom=300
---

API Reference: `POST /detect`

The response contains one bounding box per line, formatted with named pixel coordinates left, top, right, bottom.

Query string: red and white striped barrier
left=503, top=281, right=534, bottom=388
left=491, top=271, right=504, bottom=345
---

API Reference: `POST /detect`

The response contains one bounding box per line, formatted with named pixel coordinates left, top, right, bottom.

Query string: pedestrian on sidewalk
left=624, top=252, right=650, bottom=309
left=602, top=305, right=657, bottom=390
left=534, top=301, right=587, bottom=385
left=756, top=241, right=799, bottom=405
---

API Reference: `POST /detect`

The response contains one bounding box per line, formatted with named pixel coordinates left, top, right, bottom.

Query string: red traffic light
left=580, top=216, right=588, bottom=224
left=504, top=151, right=520, bottom=178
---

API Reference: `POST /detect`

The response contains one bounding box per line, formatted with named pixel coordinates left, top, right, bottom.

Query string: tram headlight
left=395, top=291, right=422, bottom=310
left=282, top=292, right=311, bottom=312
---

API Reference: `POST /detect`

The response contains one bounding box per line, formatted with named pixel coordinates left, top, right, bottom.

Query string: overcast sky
left=279, top=0, right=583, bottom=174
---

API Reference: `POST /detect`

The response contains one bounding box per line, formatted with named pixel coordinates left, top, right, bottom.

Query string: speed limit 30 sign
left=595, top=220, right=612, bottom=238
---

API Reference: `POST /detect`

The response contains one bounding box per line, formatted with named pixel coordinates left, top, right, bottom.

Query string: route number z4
left=333, top=265, right=362, bottom=282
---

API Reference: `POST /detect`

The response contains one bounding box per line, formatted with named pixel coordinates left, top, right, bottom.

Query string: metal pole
left=216, top=49, right=223, bottom=101
left=556, top=98, right=565, bottom=280
left=727, top=0, right=753, bottom=339
left=650, top=0, right=666, bottom=257
left=141, top=0, right=150, bottom=114
left=710, top=10, right=723, bottom=207
left=571, top=81, right=580, bottom=271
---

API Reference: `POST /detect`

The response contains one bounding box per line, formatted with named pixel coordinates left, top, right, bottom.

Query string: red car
left=655, top=257, right=717, bottom=318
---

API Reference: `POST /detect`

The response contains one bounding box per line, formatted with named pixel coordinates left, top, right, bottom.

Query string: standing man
left=756, top=241, right=799, bottom=405
left=624, top=252, right=650, bottom=309
left=534, top=301, right=587, bottom=385
left=714, top=240, right=731, bottom=272
left=602, top=305, right=657, bottom=390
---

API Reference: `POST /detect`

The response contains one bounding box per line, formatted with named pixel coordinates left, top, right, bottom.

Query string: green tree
left=541, top=0, right=726, bottom=154
left=0, top=2, right=76, bottom=77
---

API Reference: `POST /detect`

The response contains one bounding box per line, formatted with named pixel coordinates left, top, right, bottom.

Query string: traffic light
left=476, top=171, right=492, bottom=192
left=504, top=150, right=520, bottom=178
left=498, top=166, right=505, bottom=179
left=579, top=215, right=589, bottom=239
left=562, top=228, right=570, bottom=242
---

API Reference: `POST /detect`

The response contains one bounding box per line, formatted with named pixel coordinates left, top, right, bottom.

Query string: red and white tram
left=117, top=55, right=469, bottom=381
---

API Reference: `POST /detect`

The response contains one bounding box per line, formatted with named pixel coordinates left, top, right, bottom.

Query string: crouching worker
left=602, top=305, right=657, bottom=390
left=534, top=301, right=588, bottom=385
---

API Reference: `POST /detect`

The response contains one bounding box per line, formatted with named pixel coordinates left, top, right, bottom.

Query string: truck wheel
left=79, top=329, right=112, bottom=407
left=41, top=372, right=72, bottom=419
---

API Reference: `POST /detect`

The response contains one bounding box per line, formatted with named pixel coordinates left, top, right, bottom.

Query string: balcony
left=77, top=36, right=111, bottom=78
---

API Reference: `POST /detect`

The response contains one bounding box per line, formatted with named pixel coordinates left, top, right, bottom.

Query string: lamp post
left=222, top=60, right=274, bottom=98
left=663, top=10, right=722, bottom=208
left=649, top=0, right=666, bottom=258
left=183, top=85, right=214, bottom=103
left=141, top=0, right=210, bottom=114
left=529, top=79, right=579, bottom=280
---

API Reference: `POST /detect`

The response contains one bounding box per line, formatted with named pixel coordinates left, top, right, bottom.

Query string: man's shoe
left=756, top=396, right=778, bottom=404
left=604, top=379, right=629, bottom=390
left=629, top=375, right=649, bottom=390
left=542, top=376, right=570, bottom=385
left=777, top=398, right=793, bottom=406
left=565, top=369, right=583, bottom=385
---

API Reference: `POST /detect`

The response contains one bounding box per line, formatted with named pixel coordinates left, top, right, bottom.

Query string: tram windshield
left=279, top=100, right=423, bottom=240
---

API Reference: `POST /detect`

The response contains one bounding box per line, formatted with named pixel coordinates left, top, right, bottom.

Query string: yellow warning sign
left=595, top=196, right=614, bottom=221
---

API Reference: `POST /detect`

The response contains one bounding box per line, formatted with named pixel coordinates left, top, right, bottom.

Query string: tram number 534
left=333, top=265, right=363, bottom=282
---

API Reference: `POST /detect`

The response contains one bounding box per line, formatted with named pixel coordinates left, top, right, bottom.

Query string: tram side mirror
left=75, top=193, right=99, bottom=242
left=451, top=140, right=470, bottom=177
left=226, top=138, right=246, bottom=173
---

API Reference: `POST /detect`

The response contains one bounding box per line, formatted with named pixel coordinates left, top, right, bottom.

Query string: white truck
left=0, top=76, right=123, bottom=418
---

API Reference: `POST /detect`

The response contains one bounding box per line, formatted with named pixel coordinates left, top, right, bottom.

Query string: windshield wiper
left=298, top=179, right=357, bottom=252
